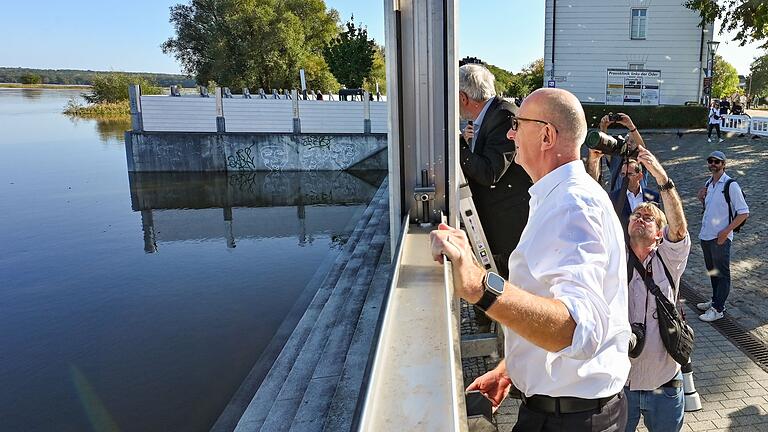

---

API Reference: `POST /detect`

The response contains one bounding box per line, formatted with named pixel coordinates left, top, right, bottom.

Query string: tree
left=363, top=45, right=386, bottom=94
left=712, top=54, right=740, bottom=98
left=504, top=58, right=544, bottom=98
left=749, top=52, right=768, bottom=98
left=19, top=73, right=42, bottom=84
left=83, top=73, right=162, bottom=104
left=323, top=17, right=376, bottom=88
left=685, top=0, right=768, bottom=48
left=162, top=0, right=340, bottom=91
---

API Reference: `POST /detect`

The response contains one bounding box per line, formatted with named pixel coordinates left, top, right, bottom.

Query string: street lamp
left=706, top=40, right=720, bottom=106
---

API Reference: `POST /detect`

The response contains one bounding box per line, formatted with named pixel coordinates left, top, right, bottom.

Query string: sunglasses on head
left=707, top=159, right=723, bottom=164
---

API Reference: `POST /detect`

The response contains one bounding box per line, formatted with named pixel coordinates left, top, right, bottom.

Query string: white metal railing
left=720, top=115, right=751, bottom=134
left=749, top=117, right=768, bottom=137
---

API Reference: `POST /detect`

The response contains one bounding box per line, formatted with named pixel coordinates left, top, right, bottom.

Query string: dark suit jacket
left=460, top=97, right=532, bottom=274
left=609, top=187, right=661, bottom=231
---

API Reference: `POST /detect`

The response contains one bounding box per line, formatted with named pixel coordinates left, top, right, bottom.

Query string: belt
left=521, top=393, right=620, bottom=415
left=661, top=378, right=683, bottom=389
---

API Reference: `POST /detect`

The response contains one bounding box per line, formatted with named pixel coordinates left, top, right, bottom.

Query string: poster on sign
left=605, top=69, right=661, bottom=106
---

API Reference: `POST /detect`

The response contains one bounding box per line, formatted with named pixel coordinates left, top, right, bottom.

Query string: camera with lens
left=628, top=322, right=646, bottom=358
left=584, top=130, right=639, bottom=159
left=608, top=112, right=624, bottom=122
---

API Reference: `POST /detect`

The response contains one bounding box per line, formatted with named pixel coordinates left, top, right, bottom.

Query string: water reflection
left=129, top=170, right=387, bottom=253
left=65, top=115, right=131, bottom=144
left=20, top=88, right=45, bottom=100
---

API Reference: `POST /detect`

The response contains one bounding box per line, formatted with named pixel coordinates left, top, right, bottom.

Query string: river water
left=0, top=89, right=383, bottom=431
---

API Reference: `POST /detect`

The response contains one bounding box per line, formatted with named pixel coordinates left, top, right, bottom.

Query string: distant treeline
left=0, top=67, right=196, bottom=87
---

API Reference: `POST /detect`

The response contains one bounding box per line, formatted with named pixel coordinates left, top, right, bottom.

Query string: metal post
left=292, top=89, right=301, bottom=133
left=363, top=90, right=372, bottom=134
left=215, top=87, right=226, bottom=133
left=128, top=84, right=143, bottom=132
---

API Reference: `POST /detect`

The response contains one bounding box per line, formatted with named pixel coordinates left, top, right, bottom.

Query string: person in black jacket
left=458, top=64, right=532, bottom=277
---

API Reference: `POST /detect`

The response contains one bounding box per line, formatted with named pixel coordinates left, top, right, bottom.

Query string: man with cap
left=696, top=151, right=749, bottom=322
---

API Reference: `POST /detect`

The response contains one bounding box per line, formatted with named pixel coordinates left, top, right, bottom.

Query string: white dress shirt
left=699, top=172, right=749, bottom=241
left=470, top=97, right=494, bottom=152
left=504, top=161, right=631, bottom=398
left=626, top=186, right=645, bottom=212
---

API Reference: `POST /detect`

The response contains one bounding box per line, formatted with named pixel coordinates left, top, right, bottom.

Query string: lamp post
left=706, top=40, right=720, bottom=106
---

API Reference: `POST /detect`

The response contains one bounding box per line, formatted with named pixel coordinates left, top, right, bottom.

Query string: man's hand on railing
left=430, top=223, right=485, bottom=304
left=466, top=360, right=513, bottom=412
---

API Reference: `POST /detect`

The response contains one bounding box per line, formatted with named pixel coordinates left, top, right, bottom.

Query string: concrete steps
left=233, top=179, right=390, bottom=432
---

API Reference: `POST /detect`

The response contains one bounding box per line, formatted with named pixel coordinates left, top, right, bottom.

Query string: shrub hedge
left=582, top=105, right=708, bottom=129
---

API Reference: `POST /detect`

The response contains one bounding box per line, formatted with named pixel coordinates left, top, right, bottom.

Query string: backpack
left=705, top=177, right=747, bottom=232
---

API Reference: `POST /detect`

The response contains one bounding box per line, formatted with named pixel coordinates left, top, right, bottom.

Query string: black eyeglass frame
left=510, top=115, right=559, bottom=133
left=707, top=159, right=723, bottom=164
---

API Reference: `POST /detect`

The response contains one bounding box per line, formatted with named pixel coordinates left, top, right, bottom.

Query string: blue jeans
left=624, top=372, right=685, bottom=432
left=700, top=239, right=731, bottom=312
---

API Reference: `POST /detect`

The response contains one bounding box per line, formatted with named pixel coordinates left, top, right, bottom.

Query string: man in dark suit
left=607, top=159, right=660, bottom=231
left=458, top=64, right=532, bottom=278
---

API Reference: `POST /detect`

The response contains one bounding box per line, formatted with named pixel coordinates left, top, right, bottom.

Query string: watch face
left=486, top=272, right=506, bottom=296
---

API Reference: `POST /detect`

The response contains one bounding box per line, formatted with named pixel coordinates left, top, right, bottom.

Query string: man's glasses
left=707, top=159, right=723, bottom=165
left=510, top=116, right=558, bottom=133
left=629, top=213, right=656, bottom=223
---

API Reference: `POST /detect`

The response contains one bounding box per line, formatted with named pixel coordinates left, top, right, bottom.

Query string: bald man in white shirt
left=431, top=88, right=630, bottom=431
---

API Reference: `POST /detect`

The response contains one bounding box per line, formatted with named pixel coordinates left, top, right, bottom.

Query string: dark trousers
left=512, top=393, right=627, bottom=432
left=701, top=239, right=732, bottom=312
left=707, top=123, right=721, bottom=139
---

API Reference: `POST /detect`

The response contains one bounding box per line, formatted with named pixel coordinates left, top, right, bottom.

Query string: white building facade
left=544, top=0, right=715, bottom=106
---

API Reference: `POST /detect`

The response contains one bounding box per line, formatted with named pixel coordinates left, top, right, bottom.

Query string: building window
left=631, top=9, right=647, bottom=40
left=629, top=63, right=645, bottom=70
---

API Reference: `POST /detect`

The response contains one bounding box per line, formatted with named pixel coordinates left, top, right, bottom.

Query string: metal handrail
left=357, top=219, right=468, bottom=431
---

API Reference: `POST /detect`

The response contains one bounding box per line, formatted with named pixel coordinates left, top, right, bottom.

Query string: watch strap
left=475, top=273, right=500, bottom=311
left=659, top=178, right=675, bottom=191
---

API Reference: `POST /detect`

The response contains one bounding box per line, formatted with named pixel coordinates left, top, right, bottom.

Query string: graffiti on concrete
left=260, top=144, right=289, bottom=171
left=331, top=143, right=358, bottom=169
left=227, top=144, right=257, bottom=171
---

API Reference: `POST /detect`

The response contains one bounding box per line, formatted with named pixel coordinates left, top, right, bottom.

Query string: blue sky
left=0, top=0, right=760, bottom=75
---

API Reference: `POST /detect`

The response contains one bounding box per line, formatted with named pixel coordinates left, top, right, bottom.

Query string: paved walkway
left=462, top=131, right=768, bottom=431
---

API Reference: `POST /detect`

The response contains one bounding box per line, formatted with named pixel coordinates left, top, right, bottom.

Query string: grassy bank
left=63, top=99, right=130, bottom=117
left=0, top=83, right=91, bottom=90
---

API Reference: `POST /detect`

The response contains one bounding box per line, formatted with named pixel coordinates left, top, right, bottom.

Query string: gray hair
left=459, top=64, right=496, bottom=101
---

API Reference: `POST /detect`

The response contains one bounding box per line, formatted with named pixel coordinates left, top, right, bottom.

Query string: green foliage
left=0, top=67, right=195, bottom=87
left=63, top=99, right=130, bottom=117
left=83, top=73, right=163, bottom=104
left=162, top=0, right=339, bottom=91
left=749, top=51, right=768, bottom=98
left=712, top=55, right=740, bottom=98
left=486, top=64, right=515, bottom=96
left=685, top=0, right=768, bottom=49
left=323, top=17, right=376, bottom=89
left=582, top=105, right=709, bottom=129
left=19, top=73, right=42, bottom=84
left=486, top=58, right=544, bottom=98
left=363, top=45, right=386, bottom=94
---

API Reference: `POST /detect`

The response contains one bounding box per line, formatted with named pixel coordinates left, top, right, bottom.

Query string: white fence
left=134, top=86, right=387, bottom=134
left=720, top=114, right=768, bottom=137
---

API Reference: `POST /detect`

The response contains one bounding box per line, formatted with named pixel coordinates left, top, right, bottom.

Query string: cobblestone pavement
left=461, top=130, right=768, bottom=431
left=644, top=132, right=768, bottom=345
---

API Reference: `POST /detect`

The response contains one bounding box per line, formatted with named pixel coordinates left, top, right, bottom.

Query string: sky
left=0, top=0, right=762, bottom=76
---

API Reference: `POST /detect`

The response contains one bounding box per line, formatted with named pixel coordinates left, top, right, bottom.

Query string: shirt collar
left=473, top=97, right=495, bottom=128
left=529, top=160, right=586, bottom=201
left=711, top=172, right=730, bottom=185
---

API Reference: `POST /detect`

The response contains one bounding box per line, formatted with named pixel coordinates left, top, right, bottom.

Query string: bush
left=83, top=73, right=162, bottom=104
left=19, top=73, right=42, bottom=84
left=582, top=105, right=709, bottom=129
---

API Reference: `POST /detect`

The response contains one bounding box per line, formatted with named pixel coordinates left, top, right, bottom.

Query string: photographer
left=708, top=101, right=724, bottom=143
left=592, top=143, right=691, bottom=431
left=586, top=113, right=649, bottom=192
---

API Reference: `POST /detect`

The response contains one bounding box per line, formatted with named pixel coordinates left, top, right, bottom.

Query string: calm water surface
left=0, top=89, right=382, bottom=431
